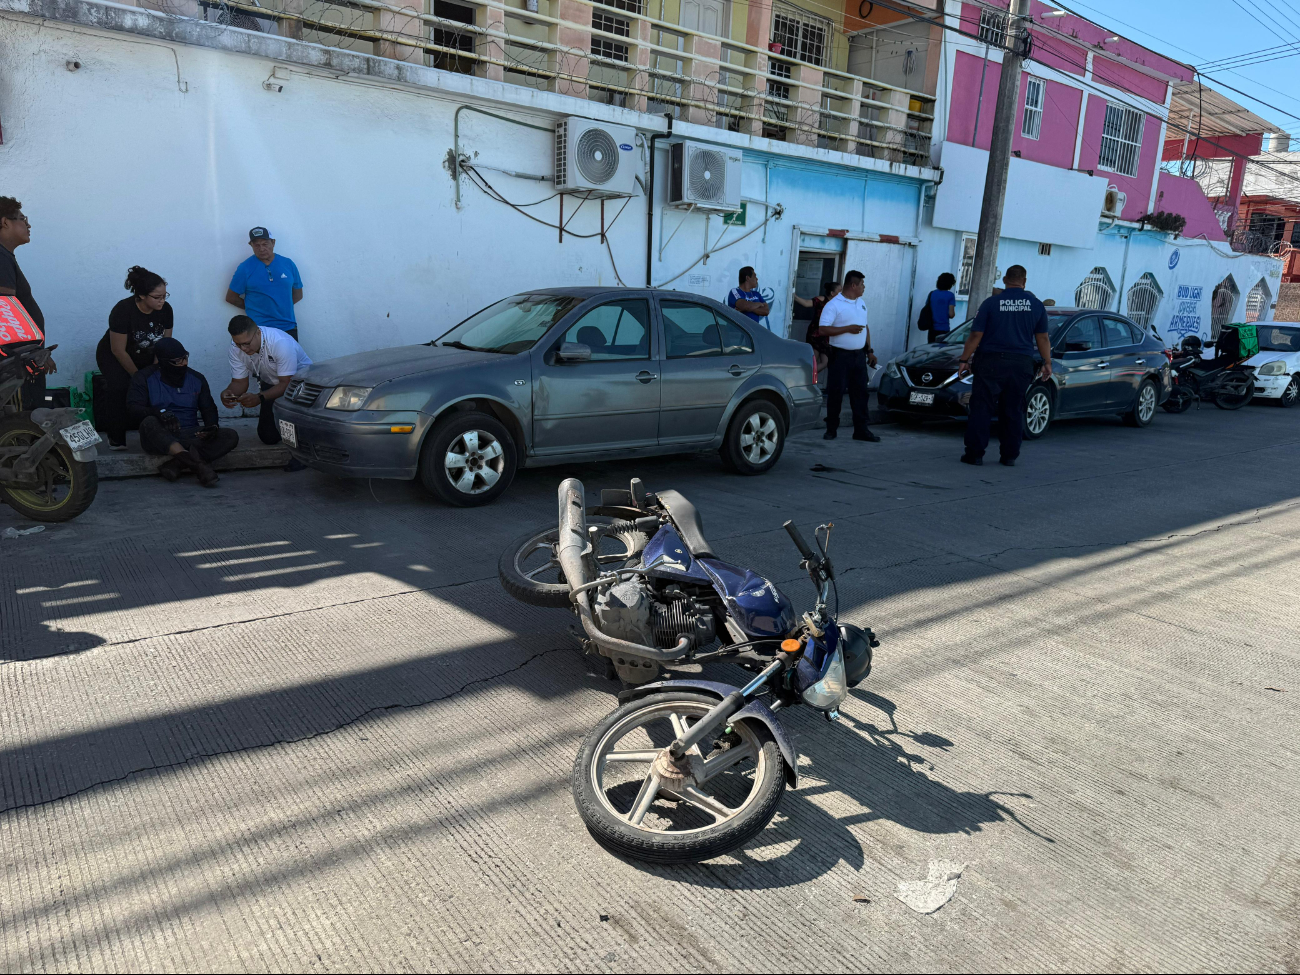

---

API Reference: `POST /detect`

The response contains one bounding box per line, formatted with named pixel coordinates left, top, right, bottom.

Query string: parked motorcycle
left=1163, top=335, right=1254, bottom=413
left=501, top=477, right=877, bottom=863
left=0, top=342, right=100, bottom=521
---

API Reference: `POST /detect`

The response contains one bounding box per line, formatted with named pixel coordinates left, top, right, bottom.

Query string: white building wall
left=0, top=5, right=932, bottom=402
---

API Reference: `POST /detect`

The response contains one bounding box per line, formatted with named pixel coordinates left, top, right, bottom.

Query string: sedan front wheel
left=720, top=400, right=786, bottom=475
left=419, top=411, right=517, bottom=507
left=1022, top=385, right=1053, bottom=440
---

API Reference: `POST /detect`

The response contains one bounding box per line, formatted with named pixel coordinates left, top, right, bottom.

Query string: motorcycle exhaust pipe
left=555, top=478, right=692, bottom=662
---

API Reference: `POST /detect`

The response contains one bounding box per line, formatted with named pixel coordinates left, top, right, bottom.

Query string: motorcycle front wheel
left=1213, top=373, right=1254, bottom=410
left=572, top=691, right=787, bottom=863
left=0, top=415, right=98, bottom=522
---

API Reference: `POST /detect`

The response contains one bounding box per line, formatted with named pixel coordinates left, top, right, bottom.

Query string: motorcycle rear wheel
left=0, top=415, right=98, bottom=522
left=498, top=516, right=646, bottom=608
left=572, top=692, right=786, bottom=863
left=1213, top=374, right=1254, bottom=410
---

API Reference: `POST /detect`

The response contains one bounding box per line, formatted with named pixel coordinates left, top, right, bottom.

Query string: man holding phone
left=819, top=270, right=880, bottom=442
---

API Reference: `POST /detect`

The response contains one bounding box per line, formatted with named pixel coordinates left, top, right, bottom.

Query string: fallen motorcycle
left=0, top=342, right=100, bottom=522
left=501, top=477, right=876, bottom=863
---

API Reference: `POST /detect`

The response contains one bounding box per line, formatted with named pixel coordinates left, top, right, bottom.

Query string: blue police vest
left=146, top=370, right=203, bottom=429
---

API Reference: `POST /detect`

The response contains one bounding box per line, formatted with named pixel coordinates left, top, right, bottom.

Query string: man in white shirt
left=819, top=270, right=879, bottom=442
left=220, top=315, right=313, bottom=462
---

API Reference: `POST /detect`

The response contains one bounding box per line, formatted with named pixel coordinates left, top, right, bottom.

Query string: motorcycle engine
left=593, top=581, right=717, bottom=684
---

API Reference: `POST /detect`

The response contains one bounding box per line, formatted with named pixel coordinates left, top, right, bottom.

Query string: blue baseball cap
left=249, top=226, right=272, bottom=241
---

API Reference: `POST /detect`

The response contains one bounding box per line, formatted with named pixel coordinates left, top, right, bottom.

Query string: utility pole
left=967, top=0, right=1032, bottom=311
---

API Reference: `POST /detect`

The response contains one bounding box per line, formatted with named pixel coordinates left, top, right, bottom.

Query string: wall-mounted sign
left=1168, top=249, right=1180, bottom=269
left=723, top=202, right=747, bottom=227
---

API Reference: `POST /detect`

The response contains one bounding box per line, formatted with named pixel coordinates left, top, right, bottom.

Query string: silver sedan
left=273, top=287, right=821, bottom=505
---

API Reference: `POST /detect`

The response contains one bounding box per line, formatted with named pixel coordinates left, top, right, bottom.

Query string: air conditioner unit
left=553, top=117, right=638, bottom=198
left=668, top=141, right=743, bottom=212
left=1103, top=186, right=1127, bottom=216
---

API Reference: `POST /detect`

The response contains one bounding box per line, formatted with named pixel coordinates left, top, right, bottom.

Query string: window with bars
left=591, top=10, right=631, bottom=62
left=1244, top=280, right=1270, bottom=323
left=1210, top=275, right=1239, bottom=335
left=1098, top=103, right=1144, bottom=178
left=1124, top=272, right=1163, bottom=329
left=595, top=0, right=642, bottom=12
left=428, top=0, right=477, bottom=74
left=1022, top=77, right=1044, bottom=140
left=957, top=237, right=977, bottom=295
left=771, top=3, right=829, bottom=68
left=978, top=7, right=1006, bottom=46
left=1074, top=267, right=1116, bottom=310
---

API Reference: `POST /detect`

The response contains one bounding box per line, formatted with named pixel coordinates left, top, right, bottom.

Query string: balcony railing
left=192, top=0, right=936, bottom=165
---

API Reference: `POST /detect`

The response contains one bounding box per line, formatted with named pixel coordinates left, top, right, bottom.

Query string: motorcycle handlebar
left=783, top=520, right=816, bottom=561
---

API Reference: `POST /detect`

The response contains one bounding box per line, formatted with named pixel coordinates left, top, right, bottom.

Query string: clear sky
left=1058, top=0, right=1300, bottom=147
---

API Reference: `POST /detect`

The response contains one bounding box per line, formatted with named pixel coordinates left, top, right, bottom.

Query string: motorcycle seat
left=655, top=489, right=716, bottom=559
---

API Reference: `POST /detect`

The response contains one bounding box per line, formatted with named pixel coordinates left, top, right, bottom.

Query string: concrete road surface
left=2, top=404, right=1297, bottom=972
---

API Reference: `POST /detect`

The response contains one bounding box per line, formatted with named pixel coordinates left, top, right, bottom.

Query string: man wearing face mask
left=126, top=336, right=238, bottom=487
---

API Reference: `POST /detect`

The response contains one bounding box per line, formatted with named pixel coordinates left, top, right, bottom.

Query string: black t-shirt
left=105, top=297, right=174, bottom=369
left=972, top=287, right=1048, bottom=355
left=0, top=244, right=44, bottom=331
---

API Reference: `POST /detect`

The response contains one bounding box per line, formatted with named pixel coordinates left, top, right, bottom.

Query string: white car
left=1248, top=324, right=1300, bottom=406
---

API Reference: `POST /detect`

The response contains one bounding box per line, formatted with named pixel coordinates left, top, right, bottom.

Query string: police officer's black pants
left=963, top=352, right=1034, bottom=461
left=825, top=346, right=872, bottom=435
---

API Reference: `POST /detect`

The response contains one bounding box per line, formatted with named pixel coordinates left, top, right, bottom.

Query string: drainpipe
left=1115, top=227, right=1133, bottom=313
left=646, top=113, right=674, bottom=287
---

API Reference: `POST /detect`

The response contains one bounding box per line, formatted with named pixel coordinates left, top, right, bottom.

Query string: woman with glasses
left=95, top=266, right=173, bottom=449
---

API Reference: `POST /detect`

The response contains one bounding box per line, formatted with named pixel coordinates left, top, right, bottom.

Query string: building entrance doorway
left=792, top=251, right=841, bottom=333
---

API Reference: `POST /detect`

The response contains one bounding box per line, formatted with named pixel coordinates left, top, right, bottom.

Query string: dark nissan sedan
left=273, top=287, right=821, bottom=506
left=878, top=307, right=1171, bottom=438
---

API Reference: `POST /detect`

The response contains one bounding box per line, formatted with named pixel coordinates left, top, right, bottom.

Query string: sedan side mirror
left=556, top=342, right=592, bottom=363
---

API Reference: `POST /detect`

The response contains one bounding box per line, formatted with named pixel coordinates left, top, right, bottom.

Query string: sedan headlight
left=885, top=361, right=902, bottom=379
left=325, top=385, right=373, bottom=411
left=1258, top=360, right=1287, bottom=376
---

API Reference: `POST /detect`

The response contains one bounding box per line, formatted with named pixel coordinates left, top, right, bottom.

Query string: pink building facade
left=944, top=1, right=1191, bottom=223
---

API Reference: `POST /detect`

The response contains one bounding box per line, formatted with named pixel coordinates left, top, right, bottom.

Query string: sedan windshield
left=1256, top=325, right=1300, bottom=351
left=435, top=293, right=582, bottom=355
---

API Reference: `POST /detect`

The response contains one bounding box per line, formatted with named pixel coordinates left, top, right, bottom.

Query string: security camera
left=66, top=60, right=81, bottom=71
left=262, top=81, right=283, bottom=93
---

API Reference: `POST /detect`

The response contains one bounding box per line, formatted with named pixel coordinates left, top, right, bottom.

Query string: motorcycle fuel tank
left=642, top=525, right=796, bottom=639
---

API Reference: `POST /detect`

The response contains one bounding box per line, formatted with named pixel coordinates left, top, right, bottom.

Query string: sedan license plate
left=59, top=420, right=101, bottom=452
left=909, top=391, right=935, bottom=406
left=278, top=419, right=297, bottom=447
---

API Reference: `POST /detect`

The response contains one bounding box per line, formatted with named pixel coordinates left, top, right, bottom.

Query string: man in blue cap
left=127, top=336, right=238, bottom=486
left=225, top=226, right=304, bottom=339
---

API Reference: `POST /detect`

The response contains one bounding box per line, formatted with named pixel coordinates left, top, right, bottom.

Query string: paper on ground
left=895, top=859, right=967, bottom=914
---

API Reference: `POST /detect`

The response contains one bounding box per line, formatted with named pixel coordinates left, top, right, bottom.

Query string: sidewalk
left=93, top=417, right=290, bottom=479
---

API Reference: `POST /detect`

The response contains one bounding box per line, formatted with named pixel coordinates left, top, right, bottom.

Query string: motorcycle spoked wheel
left=1162, top=386, right=1195, bottom=413
left=1213, top=373, right=1254, bottom=410
left=572, top=692, right=787, bottom=864
left=0, top=415, right=98, bottom=522
left=498, top=516, right=647, bottom=608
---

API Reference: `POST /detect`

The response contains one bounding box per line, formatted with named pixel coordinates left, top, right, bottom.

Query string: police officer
left=955, top=265, right=1052, bottom=467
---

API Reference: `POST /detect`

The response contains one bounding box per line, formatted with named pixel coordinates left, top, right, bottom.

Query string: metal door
left=842, top=238, right=913, bottom=365
left=1101, top=316, right=1145, bottom=409
left=531, top=298, right=660, bottom=455
left=657, top=299, right=757, bottom=444
left=1055, top=315, right=1111, bottom=413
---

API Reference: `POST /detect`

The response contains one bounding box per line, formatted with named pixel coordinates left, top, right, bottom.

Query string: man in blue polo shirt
left=954, top=265, right=1052, bottom=467
left=225, top=226, right=304, bottom=339
left=727, top=266, right=770, bottom=329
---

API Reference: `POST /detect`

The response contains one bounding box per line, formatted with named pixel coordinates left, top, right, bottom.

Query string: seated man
left=126, top=336, right=237, bottom=487
left=220, top=314, right=312, bottom=468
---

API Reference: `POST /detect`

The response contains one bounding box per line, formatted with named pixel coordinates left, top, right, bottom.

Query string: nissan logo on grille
left=922, top=372, right=933, bottom=383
